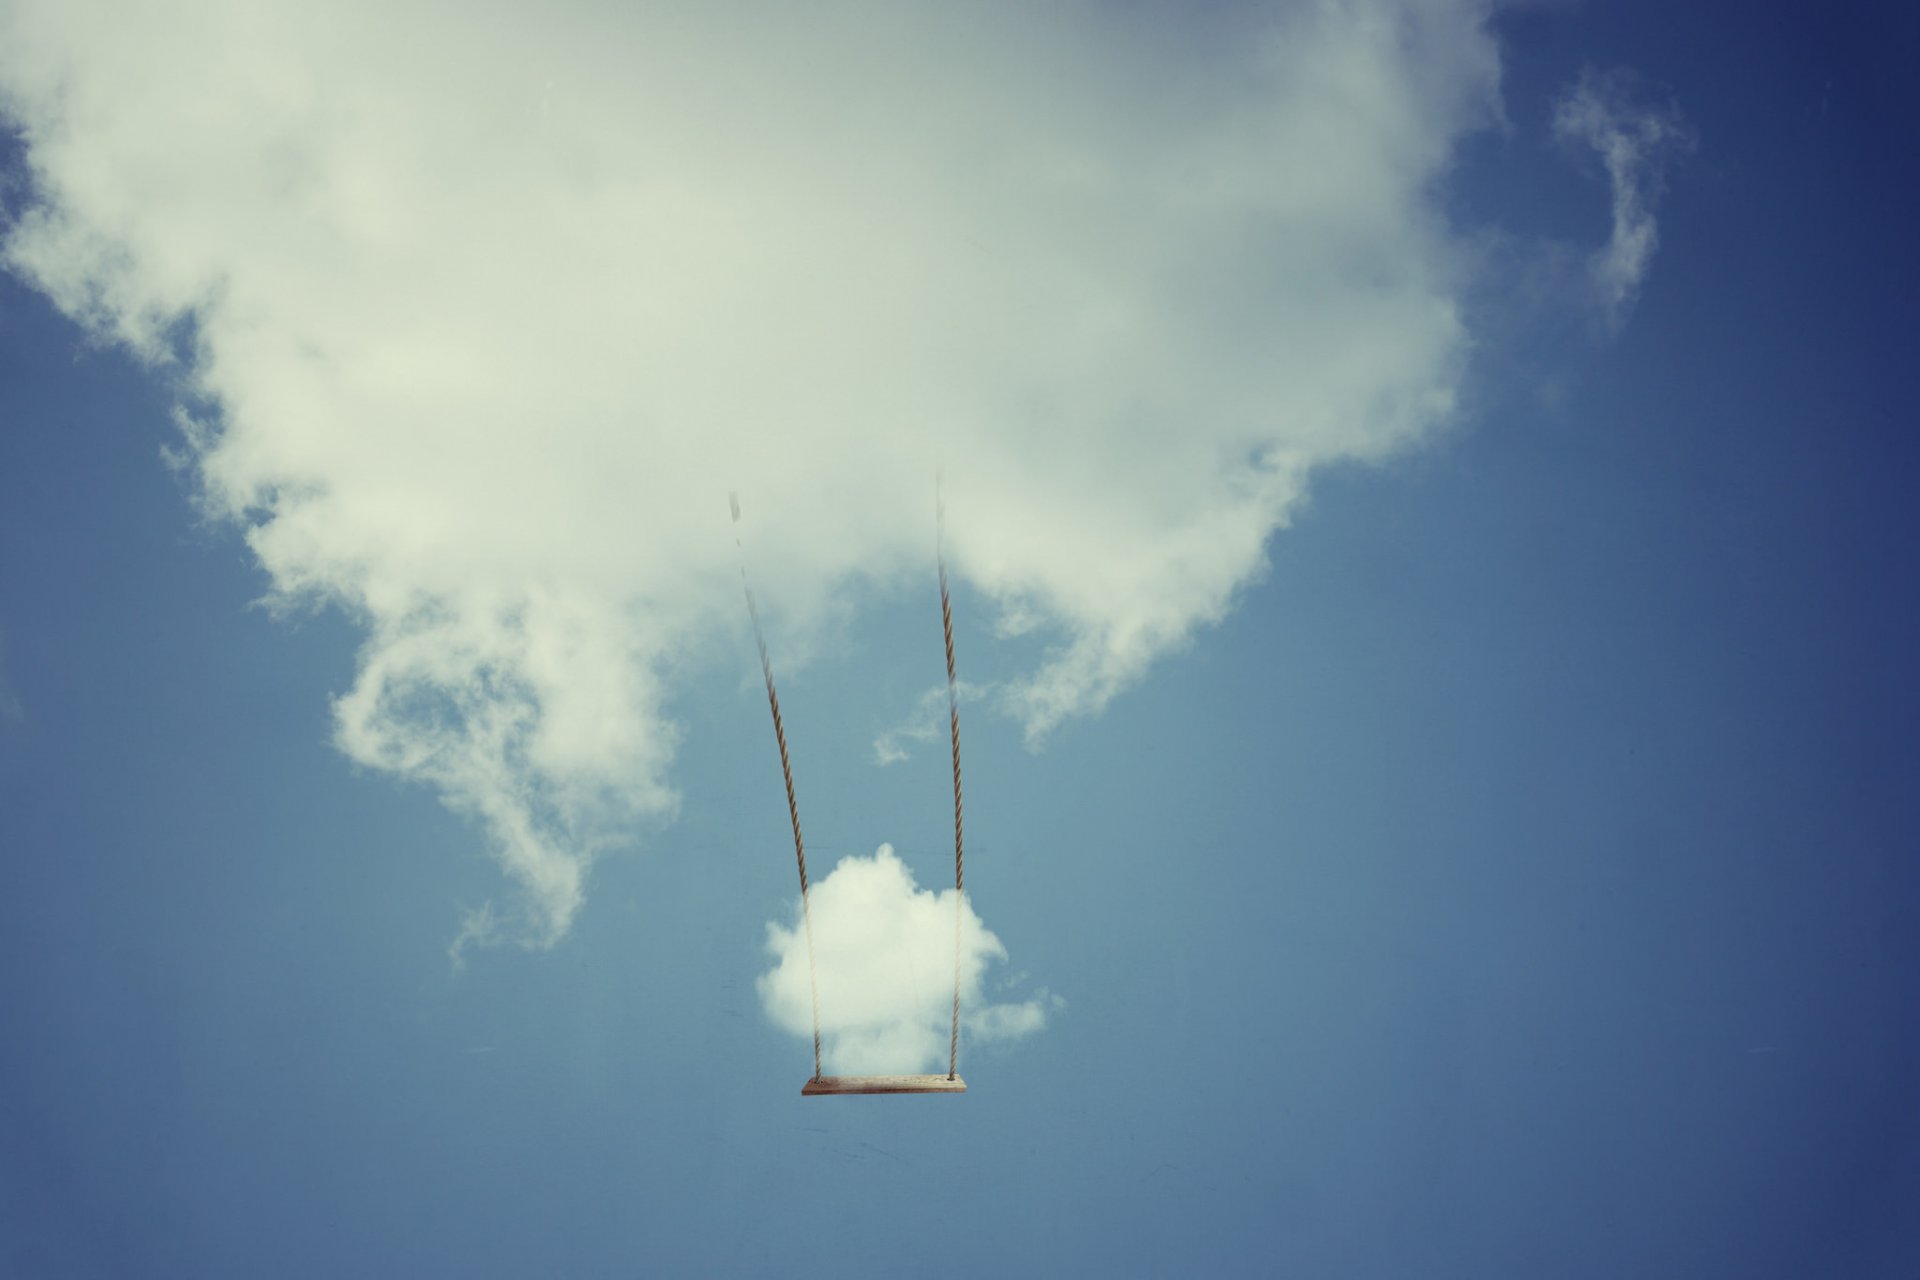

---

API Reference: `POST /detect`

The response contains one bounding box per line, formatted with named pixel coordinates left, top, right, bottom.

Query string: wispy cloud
left=1554, top=68, right=1693, bottom=326
left=446, top=901, right=499, bottom=972
left=0, top=0, right=1503, bottom=946
left=758, top=845, right=1055, bottom=1074
left=872, top=679, right=990, bottom=767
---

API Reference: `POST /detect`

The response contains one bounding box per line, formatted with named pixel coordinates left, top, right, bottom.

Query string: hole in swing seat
left=801, top=1074, right=968, bottom=1096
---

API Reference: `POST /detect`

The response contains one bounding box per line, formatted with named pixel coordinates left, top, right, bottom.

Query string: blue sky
left=2, top=2, right=1917, bottom=1276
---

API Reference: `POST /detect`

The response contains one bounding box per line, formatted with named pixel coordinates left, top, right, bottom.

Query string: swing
left=737, top=494, right=969, bottom=1097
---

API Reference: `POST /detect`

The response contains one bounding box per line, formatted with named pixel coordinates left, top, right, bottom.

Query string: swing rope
left=734, top=497, right=823, bottom=1081
left=939, top=498, right=965, bottom=1082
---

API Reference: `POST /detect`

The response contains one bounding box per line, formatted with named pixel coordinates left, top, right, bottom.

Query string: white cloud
left=446, top=900, right=499, bottom=972
left=0, top=0, right=1504, bottom=946
left=1553, top=68, right=1692, bottom=326
left=758, top=844, right=1053, bottom=1074
left=871, top=678, right=989, bottom=767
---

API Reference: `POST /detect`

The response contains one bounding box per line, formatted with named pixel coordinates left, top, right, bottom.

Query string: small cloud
left=447, top=901, right=499, bottom=972
left=872, top=679, right=991, bottom=766
left=1553, top=68, right=1693, bottom=326
left=758, top=844, right=1052, bottom=1074
left=967, top=992, right=1062, bottom=1041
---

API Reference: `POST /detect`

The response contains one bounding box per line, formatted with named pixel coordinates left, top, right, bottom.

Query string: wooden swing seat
left=802, top=1074, right=967, bottom=1096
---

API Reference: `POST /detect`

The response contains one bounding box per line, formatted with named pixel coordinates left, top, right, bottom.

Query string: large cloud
left=0, top=0, right=1503, bottom=945
left=759, top=845, right=1053, bottom=1075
